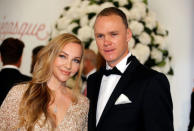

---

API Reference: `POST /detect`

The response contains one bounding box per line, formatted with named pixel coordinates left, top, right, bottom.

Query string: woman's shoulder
left=75, top=94, right=89, bottom=111
left=78, top=94, right=89, bottom=105
left=9, top=83, right=29, bottom=96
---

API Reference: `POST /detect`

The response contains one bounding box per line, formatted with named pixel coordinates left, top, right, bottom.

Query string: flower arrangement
left=51, top=0, right=173, bottom=75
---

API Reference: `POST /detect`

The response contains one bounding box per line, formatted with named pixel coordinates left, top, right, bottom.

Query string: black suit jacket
left=0, top=68, right=31, bottom=105
left=188, top=91, right=194, bottom=131
left=87, top=56, right=174, bottom=131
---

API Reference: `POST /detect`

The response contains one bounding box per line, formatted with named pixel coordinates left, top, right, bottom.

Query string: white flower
left=152, top=33, right=167, bottom=49
left=78, top=26, right=93, bottom=42
left=151, top=66, right=162, bottom=73
left=66, top=7, right=82, bottom=19
left=133, top=1, right=146, bottom=18
left=71, top=0, right=81, bottom=8
left=129, top=20, right=144, bottom=35
left=56, top=17, right=71, bottom=30
left=66, top=23, right=78, bottom=33
left=114, top=0, right=128, bottom=6
left=80, top=15, right=89, bottom=27
left=151, top=48, right=163, bottom=63
left=131, top=43, right=150, bottom=64
left=51, top=0, right=173, bottom=75
left=143, top=11, right=156, bottom=29
left=157, top=22, right=167, bottom=35
left=99, top=2, right=114, bottom=11
left=152, top=58, right=170, bottom=74
left=89, top=16, right=97, bottom=27
left=89, top=40, right=98, bottom=54
left=87, top=5, right=99, bottom=13
left=138, top=32, right=151, bottom=45
left=128, top=37, right=135, bottom=50
left=129, top=8, right=141, bottom=20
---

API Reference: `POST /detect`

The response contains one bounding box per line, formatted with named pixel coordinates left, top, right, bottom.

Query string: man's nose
left=104, top=36, right=112, bottom=46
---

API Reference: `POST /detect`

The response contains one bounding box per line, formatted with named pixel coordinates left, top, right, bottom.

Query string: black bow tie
left=103, top=66, right=122, bottom=76
left=102, top=56, right=133, bottom=76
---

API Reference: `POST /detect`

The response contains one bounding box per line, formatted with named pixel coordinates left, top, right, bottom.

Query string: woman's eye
left=59, top=54, right=66, bottom=58
left=73, top=59, right=80, bottom=64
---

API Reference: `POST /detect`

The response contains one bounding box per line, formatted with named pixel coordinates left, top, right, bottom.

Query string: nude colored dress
left=0, top=84, right=89, bottom=131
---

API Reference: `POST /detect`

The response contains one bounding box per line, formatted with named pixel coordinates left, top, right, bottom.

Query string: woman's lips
left=61, top=70, right=71, bottom=75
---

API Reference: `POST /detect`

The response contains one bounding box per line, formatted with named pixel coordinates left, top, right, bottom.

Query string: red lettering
left=35, top=24, right=49, bottom=40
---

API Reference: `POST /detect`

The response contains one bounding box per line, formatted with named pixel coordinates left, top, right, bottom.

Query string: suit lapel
left=90, top=68, right=104, bottom=128
left=97, top=56, right=139, bottom=129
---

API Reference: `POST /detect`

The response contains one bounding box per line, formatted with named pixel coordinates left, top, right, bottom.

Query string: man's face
left=94, top=15, right=131, bottom=67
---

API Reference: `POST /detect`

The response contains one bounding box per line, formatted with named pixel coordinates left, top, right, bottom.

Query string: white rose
left=151, top=66, right=162, bottom=73
left=51, top=23, right=59, bottom=38
left=80, top=15, right=89, bottom=27
left=80, top=1, right=90, bottom=9
left=131, top=0, right=139, bottom=3
left=128, top=8, right=141, bottom=20
left=161, top=58, right=171, bottom=74
left=87, top=5, right=99, bottom=13
left=152, top=58, right=171, bottom=74
left=89, top=16, right=97, bottom=27
left=129, top=20, right=144, bottom=35
left=66, top=23, right=78, bottom=33
left=114, top=0, right=128, bottom=6
left=89, top=40, right=98, bottom=54
left=157, top=23, right=167, bottom=35
left=152, top=34, right=167, bottom=49
left=56, top=17, right=71, bottom=30
left=128, top=37, right=135, bottom=50
left=71, top=0, right=81, bottom=8
left=151, top=48, right=163, bottom=63
left=143, top=11, right=156, bottom=30
left=66, top=8, right=81, bottom=19
left=78, top=26, right=93, bottom=42
left=138, top=32, right=151, bottom=45
left=133, top=2, right=146, bottom=18
left=131, top=43, right=150, bottom=64
left=99, top=2, right=114, bottom=12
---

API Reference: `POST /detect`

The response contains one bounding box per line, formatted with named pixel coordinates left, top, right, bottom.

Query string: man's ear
left=126, top=28, right=132, bottom=42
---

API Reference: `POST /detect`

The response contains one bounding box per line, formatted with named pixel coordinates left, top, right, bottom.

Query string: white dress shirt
left=96, top=53, right=132, bottom=125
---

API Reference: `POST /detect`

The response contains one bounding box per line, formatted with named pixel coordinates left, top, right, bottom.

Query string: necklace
left=54, top=104, right=57, bottom=113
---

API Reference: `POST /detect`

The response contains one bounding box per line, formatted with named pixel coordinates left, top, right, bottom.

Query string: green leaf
left=84, top=38, right=93, bottom=49
left=142, top=0, right=148, bottom=5
left=168, top=67, right=174, bottom=75
left=113, top=1, right=119, bottom=7
left=157, top=60, right=166, bottom=67
left=88, top=13, right=96, bottom=20
left=72, top=26, right=80, bottom=34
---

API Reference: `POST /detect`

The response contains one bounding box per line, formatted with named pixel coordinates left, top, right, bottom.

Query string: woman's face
left=50, top=42, right=82, bottom=84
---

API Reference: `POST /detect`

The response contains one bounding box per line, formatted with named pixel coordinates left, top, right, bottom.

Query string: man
left=0, top=38, right=31, bottom=105
left=87, top=7, right=174, bottom=131
left=82, top=49, right=97, bottom=95
left=188, top=88, right=194, bottom=131
left=30, top=45, right=44, bottom=74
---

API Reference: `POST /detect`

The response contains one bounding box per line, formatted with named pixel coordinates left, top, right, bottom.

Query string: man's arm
left=142, top=73, right=174, bottom=131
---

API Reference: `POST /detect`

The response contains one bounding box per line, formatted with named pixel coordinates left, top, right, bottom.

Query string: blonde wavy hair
left=18, top=33, right=83, bottom=131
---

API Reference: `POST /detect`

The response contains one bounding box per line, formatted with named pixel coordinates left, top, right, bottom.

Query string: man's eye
left=111, top=33, right=117, bottom=36
left=97, top=34, right=103, bottom=38
left=73, top=59, right=80, bottom=64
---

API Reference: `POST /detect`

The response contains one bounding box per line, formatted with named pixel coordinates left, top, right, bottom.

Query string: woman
left=0, top=33, right=89, bottom=131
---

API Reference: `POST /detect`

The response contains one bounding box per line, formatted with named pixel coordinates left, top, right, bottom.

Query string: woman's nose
left=64, top=60, right=72, bottom=70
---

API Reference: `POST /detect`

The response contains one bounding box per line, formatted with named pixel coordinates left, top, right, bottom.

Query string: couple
left=0, top=7, right=174, bottom=131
